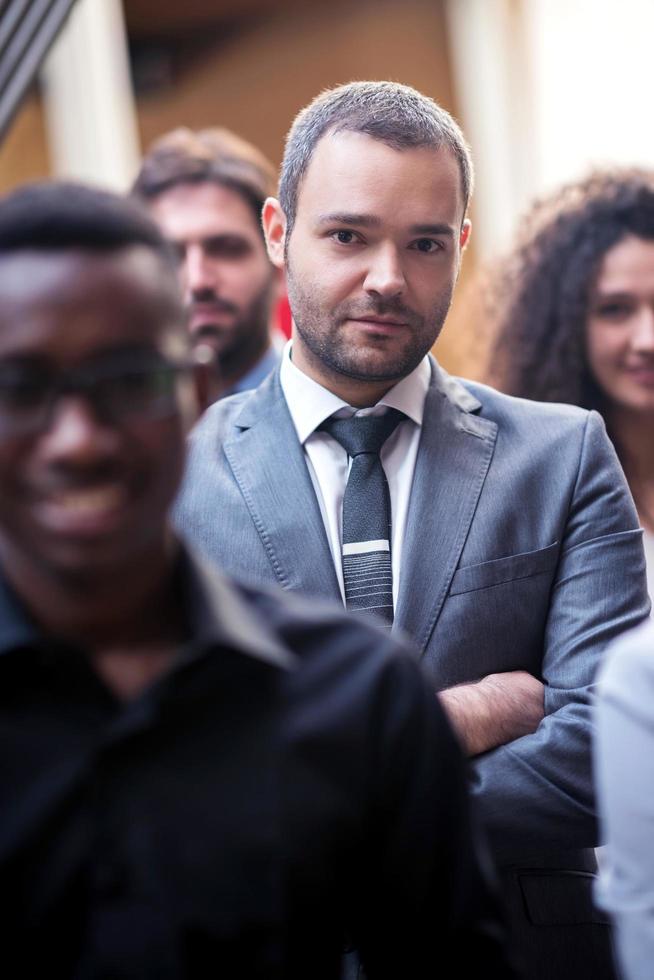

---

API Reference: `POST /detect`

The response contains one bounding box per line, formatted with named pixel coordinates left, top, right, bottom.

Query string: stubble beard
left=286, top=261, right=453, bottom=383
left=188, top=283, right=274, bottom=380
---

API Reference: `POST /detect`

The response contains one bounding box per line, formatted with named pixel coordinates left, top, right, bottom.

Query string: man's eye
left=332, top=230, right=357, bottom=245
left=104, top=368, right=172, bottom=398
left=411, top=238, right=441, bottom=254
left=0, top=377, right=47, bottom=410
left=205, top=238, right=251, bottom=259
left=170, top=243, right=186, bottom=266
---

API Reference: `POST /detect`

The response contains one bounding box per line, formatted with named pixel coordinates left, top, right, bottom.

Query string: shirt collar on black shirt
left=0, top=540, right=295, bottom=673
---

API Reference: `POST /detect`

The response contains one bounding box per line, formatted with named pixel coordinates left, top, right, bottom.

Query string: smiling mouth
left=50, top=485, right=126, bottom=511
left=33, top=484, right=130, bottom=535
left=625, top=364, right=654, bottom=383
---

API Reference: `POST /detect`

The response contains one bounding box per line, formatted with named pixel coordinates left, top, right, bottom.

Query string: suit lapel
left=395, top=363, right=497, bottom=655
left=222, top=372, right=342, bottom=603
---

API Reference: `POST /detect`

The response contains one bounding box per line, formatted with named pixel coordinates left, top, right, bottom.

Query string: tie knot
left=320, top=408, right=405, bottom=457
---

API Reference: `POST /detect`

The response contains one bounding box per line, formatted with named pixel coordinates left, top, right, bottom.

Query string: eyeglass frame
left=0, top=349, right=199, bottom=437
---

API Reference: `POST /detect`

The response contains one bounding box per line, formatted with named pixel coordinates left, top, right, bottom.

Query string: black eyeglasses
left=0, top=353, right=194, bottom=436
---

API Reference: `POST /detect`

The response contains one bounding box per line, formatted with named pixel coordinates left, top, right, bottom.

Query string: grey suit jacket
left=175, top=359, right=649, bottom=975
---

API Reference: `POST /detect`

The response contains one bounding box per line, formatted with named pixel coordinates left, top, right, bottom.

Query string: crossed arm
left=439, top=670, right=544, bottom=757
left=437, top=412, right=650, bottom=858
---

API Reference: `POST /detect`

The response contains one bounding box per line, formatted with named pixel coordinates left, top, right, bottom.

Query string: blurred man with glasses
left=0, top=180, right=513, bottom=979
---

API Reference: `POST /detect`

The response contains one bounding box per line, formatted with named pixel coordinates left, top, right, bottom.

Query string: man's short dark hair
left=132, top=127, right=277, bottom=234
left=279, top=80, right=474, bottom=235
left=0, top=180, right=175, bottom=266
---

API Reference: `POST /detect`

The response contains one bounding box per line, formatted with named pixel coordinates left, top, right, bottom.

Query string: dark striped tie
left=320, top=409, right=405, bottom=627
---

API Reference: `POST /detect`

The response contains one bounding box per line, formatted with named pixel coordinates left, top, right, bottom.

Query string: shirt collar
left=0, top=543, right=295, bottom=673
left=0, top=575, right=40, bottom=654
left=180, top=546, right=296, bottom=671
left=279, top=339, right=430, bottom=444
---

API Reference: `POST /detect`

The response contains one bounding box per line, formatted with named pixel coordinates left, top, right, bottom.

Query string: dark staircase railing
left=0, top=0, right=78, bottom=144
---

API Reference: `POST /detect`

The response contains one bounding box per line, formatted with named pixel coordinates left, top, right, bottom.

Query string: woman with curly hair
left=489, top=169, right=654, bottom=601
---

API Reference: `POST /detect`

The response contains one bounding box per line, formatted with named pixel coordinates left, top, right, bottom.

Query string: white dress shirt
left=279, top=341, right=430, bottom=608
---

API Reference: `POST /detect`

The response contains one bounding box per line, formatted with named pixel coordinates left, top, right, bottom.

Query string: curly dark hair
left=488, top=168, right=654, bottom=412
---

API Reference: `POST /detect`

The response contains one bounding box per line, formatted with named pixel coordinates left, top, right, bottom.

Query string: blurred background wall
left=1, top=0, right=653, bottom=376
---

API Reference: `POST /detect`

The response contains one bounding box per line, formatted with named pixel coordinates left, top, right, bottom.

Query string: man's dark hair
left=488, top=168, right=654, bottom=411
left=132, top=127, right=277, bottom=234
left=279, top=80, right=474, bottom=236
left=0, top=180, right=175, bottom=265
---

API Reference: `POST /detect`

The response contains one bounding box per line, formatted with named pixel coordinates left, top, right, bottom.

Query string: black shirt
left=0, top=548, right=512, bottom=979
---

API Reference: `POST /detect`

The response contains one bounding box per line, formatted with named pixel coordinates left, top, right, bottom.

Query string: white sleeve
left=595, top=621, right=654, bottom=980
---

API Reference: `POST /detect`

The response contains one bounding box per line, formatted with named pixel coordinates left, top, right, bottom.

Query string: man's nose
left=37, top=395, right=120, bottom=464
left=363, top=243, right=406, bottom=298
left=630, top=305, right=654, bottom=353
left=184, top=245, right=218, bottom=298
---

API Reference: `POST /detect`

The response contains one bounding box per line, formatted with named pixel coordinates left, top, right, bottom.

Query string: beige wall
left=137, top=0, right=456, bottom=168
left=0, top=94, right=50, bottom=193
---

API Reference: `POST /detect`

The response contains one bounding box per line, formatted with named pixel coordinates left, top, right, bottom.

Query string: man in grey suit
left=176, top=81, right=650, bottom=978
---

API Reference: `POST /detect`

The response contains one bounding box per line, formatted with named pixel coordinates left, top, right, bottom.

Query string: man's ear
left=263, top=197, right=287, bottom=269
left=460, top=218, right=472, bottom=250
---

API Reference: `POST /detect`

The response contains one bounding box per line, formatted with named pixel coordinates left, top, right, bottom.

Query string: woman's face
left=586, top=234, right=654, bottom=417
